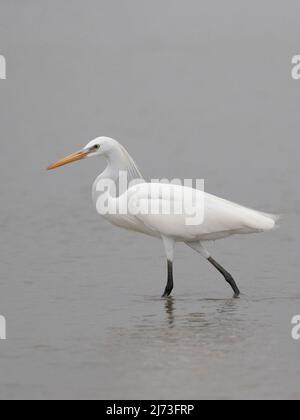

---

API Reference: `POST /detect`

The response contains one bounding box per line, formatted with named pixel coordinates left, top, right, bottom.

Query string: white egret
left=48, top=137, right=278, bottom=298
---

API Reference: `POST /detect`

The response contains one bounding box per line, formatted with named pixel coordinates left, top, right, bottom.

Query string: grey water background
left=0, top=0, right=299, bottom=400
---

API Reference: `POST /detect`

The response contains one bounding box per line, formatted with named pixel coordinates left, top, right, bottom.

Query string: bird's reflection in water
left=163, top=296, right=240, bottom=328
left=164, top=297, right=175, bottom=327
left=109, top=295, right=245, bottom=356
left=174, top=297, right=243, bottom=345
left=139, top=296, right=244, bottom=352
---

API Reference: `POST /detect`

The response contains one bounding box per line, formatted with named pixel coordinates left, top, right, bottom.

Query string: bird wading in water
left=48, top=137, right=278, bottom=298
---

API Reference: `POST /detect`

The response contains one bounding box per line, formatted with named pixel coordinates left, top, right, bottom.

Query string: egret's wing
left=125, top=183, right=206, bottom=240
left=124, top=183, right=276, bottom=241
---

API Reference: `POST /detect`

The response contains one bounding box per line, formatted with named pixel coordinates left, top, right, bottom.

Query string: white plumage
left=48, top=136, right=278, bottom=298
left=99, top=182, right=277, bottom=241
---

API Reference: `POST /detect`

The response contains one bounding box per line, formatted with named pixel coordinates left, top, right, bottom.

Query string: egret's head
left=83, top=137, right=120, bottom=158
left=47, top=137, right=118, bottom=170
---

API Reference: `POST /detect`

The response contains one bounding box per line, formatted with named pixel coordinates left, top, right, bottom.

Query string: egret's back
left=119, top=183, right=278, bottom=242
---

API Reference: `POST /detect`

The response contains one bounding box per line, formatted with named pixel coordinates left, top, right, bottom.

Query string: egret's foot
left=161, top=289, right=173, bottom=299
left=224, top=274, right=240, bottom=298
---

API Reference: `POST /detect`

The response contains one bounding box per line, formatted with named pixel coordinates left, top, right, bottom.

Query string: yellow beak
left=47, top=150, right=88, bottom=171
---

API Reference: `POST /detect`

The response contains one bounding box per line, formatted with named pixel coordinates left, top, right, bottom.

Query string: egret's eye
left=93, top=145, right=100, bottom=150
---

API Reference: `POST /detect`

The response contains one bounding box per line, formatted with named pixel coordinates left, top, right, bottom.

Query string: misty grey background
left=0, top=0, right=299, bottom=400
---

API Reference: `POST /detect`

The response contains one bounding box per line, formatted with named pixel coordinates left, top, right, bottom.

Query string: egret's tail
left=245, top=210, right=280, bottom=232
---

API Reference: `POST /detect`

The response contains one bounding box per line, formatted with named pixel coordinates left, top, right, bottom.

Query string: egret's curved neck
left=92, top=145, right=144, bottom=204
left=104, top=146, right=144, bottom=182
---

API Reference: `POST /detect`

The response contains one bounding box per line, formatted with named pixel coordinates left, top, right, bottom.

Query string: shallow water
left=0, top=1, right=300, bottom=400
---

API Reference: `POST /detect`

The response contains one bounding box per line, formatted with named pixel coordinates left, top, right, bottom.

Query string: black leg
left=208, top=257, right=240, bottom=298
left=162, top=260, right=174, bottom=298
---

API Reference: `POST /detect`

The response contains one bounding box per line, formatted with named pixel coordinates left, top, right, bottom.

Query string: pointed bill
left=47, top=150, right=88, bottom=170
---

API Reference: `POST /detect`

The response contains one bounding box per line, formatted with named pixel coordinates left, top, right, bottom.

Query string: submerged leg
left=186, top=241, right=240, bottom=298
left=161, top=236, right=175, bottom=298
